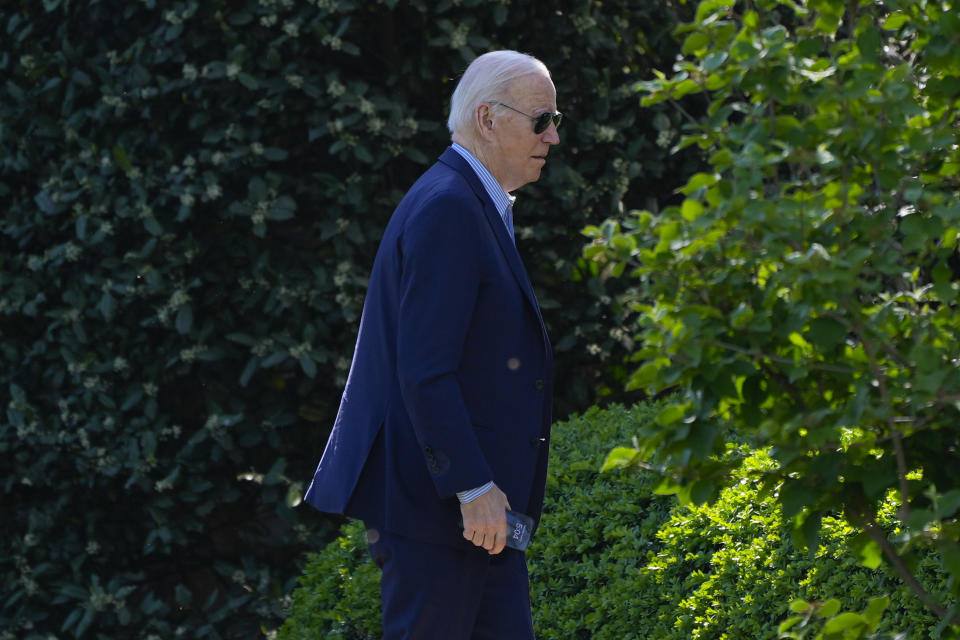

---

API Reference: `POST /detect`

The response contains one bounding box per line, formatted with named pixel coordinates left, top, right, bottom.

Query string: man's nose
left=541, top=122, right=560, bottom=144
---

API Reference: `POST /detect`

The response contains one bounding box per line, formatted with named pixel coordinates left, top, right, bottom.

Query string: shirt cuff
left=456, top=481, right=494, bottom=504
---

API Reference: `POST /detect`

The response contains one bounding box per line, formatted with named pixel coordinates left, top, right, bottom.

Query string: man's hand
left=460, top=484, right=510, bottom=554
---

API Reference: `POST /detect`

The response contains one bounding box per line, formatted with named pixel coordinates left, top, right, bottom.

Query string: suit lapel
left=437, top=148, right=550, bottom=348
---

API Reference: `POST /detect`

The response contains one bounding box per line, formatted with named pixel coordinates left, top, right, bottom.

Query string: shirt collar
left=450, top=143, right=516, bottom=221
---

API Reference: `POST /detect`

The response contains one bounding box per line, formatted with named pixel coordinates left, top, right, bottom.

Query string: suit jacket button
left=534, top=379, right=545, bottom=390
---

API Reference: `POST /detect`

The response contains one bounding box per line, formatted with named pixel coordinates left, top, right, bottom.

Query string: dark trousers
left=366, top=527, right=535, bottom=639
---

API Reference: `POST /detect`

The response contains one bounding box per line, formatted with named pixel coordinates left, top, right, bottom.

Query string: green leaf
left=403, top=148, right=429, bottom=164
left=937, top=489, right=960, bottom=519
left=61, top=608, right=81, bottom=633
left=600, top=446, right=639, bottom=472
left=822, top=612, right=866, bottom=633
left=678, top=172, right=718, bottom=195
left=702, top=51, right=727, bottom=72
left=299, top=355, right=317, bottom=378
left=143, top=216, right=163, bottom=236
left=863, top=596, right=889, bottom=627
left=673, top=79, right=702, bottom=98
left=656, top=220, right=682, bottom=252
left=655, top=403, right=687, bottom=427
left=682, top=32, right=710, bottom=55
left=112, top=145, right=132, bottom=172
left=248, top=176, right=268, bottom=201
left=76, top=607, right=96, bottom=637
left=35, top=190, right=64, bottom=214
left=653, top=476, right=683, bottom=496
left=793, top=510, right=822, bottom=553
left=229, top=11, right=253, bottom=25
left=237, top=72, right=259, bottom=90
left=175, top=306, right=193, bottom=335
left=681, top=199, right=705, bottom=221
left=626, top=361, right=659, bottom=390
left=851, top=533, right=884, bottom=569
left=856, top=27, right=881, bottom=63
left=260, top=350, right=287, bottom=368
left=240, top=358, right=258, bottom=387
left=690, top=479, right=714, bottom=505
left=820, top=598, right=841, bottom=618
left=354, top=145, right=374, bottom=163
left=59, top=584, right=89, bottom=600
left=907, top=508, right=936, bottom=531
left=799, top=65, right=836, bottom=82
left=263, top=147, right=288, bottom=161
left=778, top=616, right=803, bottom=633
left=883, top=13, right=910, bottom=30
left=807, top=317, right=847, bottom=351
left=98, top=293, right=115, bottom=319
left=781, top=481, right=815, bottom=519
left=695, top=0, right=735, bottom=23
left=939, top=544, right=960, bottom=577
left=810, top=0, right=844, bottom=35
left=269, top=195, right=296, bottom=220
left=790, top=599, right=811, bottom=613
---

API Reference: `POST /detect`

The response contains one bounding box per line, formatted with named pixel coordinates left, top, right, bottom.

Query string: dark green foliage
left=279, top=403, right=943, bottom=639
left=1, top=1, right=693, bottom=637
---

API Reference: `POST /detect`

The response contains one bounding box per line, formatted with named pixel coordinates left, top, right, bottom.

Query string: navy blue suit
left=304, top=147, right=553, bottom=554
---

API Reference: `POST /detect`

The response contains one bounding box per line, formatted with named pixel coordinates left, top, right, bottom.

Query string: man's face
left=486, top=74, right=560, bottom=193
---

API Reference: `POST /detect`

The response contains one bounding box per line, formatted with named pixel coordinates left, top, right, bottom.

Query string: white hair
left=447, top=50, right=551, bottom=137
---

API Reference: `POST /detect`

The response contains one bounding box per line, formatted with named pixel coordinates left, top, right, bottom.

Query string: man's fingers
left=490, top=530, right=505, bottom=555
left=463, top=525, right=508, bottom=553
left=483, top=529, right=499, bottom=553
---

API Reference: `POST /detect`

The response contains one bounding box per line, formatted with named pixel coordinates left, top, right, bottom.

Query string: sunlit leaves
left=883, top=13, right=910, bottom=31
left=587, top=0, right=960, bottom=630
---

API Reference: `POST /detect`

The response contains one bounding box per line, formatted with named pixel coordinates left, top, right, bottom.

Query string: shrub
left=279, top=402, right=943, bottom=639
left=1, top=1, right=692, bottom=637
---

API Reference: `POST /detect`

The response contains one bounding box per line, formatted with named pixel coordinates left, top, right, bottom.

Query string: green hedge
left=279, top=403, right=943, bottom=639
left=1, top=1, right=696, bottom=637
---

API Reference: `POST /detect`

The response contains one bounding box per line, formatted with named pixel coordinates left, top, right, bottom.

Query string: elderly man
left=304, top=50, right=560, bottom=639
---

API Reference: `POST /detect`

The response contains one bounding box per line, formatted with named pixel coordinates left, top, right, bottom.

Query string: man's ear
left=476, top=103, right=495, bottom=141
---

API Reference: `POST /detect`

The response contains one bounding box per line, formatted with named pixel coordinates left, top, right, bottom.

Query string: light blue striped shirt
left=451, top=142, right=516, bottom=237
left=449, top=143, right=512, bottom=504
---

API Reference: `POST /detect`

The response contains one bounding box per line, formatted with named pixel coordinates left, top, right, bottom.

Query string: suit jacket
left=304, top=147, right=553, bottom=549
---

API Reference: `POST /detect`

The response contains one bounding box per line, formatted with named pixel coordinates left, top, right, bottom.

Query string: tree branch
left=859, top=333, right=912, bottom=524
left=704, top=339, right=854, bottom=374
left=847, top=497, right=960, bottom=625
left=758, top=360, right=807, bottom=411
left=891, top=429, right=910, bottom=517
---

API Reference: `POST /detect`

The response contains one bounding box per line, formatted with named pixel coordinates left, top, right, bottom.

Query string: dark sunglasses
left=488, top=101, right=563, bottom=134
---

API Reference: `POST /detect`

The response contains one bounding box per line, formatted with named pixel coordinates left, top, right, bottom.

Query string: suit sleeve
left=396, top=189, right=494, bottom=499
